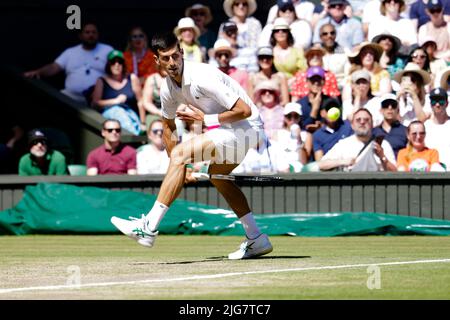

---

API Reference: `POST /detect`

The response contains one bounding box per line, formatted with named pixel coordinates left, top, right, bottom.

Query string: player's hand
left=176, top=104, right=204, bottom=123
left=184, top=167, right=198, bottom=184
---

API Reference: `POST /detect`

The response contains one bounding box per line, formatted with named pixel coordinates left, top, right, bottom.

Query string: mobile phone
left=375, top=135, right=384, bottom=145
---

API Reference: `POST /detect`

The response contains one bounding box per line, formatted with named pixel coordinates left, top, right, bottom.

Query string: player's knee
left=170, top=145, right=190, bottom=166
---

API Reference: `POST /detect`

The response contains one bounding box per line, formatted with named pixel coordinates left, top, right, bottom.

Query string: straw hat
left=253, top=80, right=280, bottom=102
left=211, top=39, right=237, bottom=58
left=174, top=17, right=201, bottom=40
left=393, top=62, right=431, bottom=85
left=348, top=42, right=384, bottom=64
left=185, top=3, right=213, bottom=25
left=439, top=67, right=450, bottom=90
left=223, top=0, right=257, bottom=18
left=305, top=47, right=327, bottom=61
left=371, top=33, right=402, bottom=55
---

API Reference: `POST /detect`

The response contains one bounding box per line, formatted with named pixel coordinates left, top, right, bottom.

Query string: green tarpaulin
left=1, top=183, right=450, bottom=236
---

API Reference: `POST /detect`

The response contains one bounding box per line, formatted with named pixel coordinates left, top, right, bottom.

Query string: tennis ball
left=327, top=107, right=340, bottom=121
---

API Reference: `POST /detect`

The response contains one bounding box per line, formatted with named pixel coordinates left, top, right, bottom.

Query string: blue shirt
left=313, top=15, right=364, bottom=50
left=313, top=120, right=354, bottom=155
left=410, top=0, right=450, bottom=29
left=298, top=94, right=331, bottom=127
left=372, top=121, right=408, bottom=158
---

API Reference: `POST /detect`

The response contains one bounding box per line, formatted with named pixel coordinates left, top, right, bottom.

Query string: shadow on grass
left=131, top=256, right=311, bottom=265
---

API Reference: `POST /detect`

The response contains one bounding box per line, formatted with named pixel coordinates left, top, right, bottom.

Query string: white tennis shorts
left=204, top=126, right=266, bottom=164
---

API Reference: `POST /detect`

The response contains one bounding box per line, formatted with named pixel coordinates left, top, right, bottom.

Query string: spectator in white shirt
left=137, top=119, right=170, bottom=174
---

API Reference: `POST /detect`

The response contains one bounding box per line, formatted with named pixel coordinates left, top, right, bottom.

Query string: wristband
left=204, top=114, right=220, bottom=129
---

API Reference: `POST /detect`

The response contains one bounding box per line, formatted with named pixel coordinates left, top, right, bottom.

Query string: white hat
left=351, top=69, right=371, bottom=83
left=272, top=17, right=290, bottom=31
left=211, top=39, right=237, bottom=57
left=380, top=93, right=398, bottom=104
left=223, top=0, right=257, bottom=18
left=284, top=102, right=302, bottom=115
left=253, top=80, right=280, bottom=102
left=174, top=17, right=201, bottom=40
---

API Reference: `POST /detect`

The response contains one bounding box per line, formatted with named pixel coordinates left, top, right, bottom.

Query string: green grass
left=0, top=235, right=449, bottom=299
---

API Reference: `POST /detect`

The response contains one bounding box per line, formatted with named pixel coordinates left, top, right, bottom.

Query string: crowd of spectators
left=19, top=0, right=450, bottom=176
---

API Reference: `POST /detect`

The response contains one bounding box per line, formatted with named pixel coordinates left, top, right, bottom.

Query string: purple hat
left=306, top=66, right=325, bottom=79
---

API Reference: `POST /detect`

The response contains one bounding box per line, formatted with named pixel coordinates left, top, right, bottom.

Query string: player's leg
left=111, top=134, right=216, bottom=247
left=208, top=163, right=273, bottom=259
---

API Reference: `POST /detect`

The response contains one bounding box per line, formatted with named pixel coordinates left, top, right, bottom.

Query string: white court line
left=1, top=258, right=449, bottom=294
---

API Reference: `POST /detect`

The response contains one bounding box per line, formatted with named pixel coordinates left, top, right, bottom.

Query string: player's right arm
left=162, top=117, right=178, bottom=157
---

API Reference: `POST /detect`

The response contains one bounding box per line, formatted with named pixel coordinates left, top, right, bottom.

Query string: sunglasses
left=412, top=54, right=427, bottom=59
left=329, top=4, right=344, bottom=9
left=381, top=101, right=398, bottom=109
left=429, top=8, right=443, bottom=14
left=286, top=113, right=300, bottom=119
left=261, top=89, right=275, bottom=95
left=383, top=0, right=402, bottom=4
left=31, top=139, right=47, bottom=146
left=274, top=29, right=288, bottom=33
left=258, top=55, right=273, bottom=61
left=216, top=52, right=230, bottom=59
left=152, top=129, right=163, bottom=135
left=104, top=128, right=121, bottom=133
left=320, top=31, right=336, bottom=37
left=225, top=29, right=238, bottom=36
left=191, top=11, right=206, bottom=17
left=431, top=99, right=447, bottom=106
left=233, top=2, right=248, bottom=7
left=131, top=34, right=145, bottom=40
left=279, top=6, right=294, bottom=13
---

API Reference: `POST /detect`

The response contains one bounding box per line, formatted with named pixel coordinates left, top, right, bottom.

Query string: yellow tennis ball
left=327, top=107, right=340, bottom=121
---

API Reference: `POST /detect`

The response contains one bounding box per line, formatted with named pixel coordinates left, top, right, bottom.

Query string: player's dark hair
left=151, top=32, right=180, bottom=56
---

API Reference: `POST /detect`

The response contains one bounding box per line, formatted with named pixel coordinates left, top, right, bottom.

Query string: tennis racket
left=191, top=172, right=284, bottom=182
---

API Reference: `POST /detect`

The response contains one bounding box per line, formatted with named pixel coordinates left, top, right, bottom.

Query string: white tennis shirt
left=160, top=61, right=264, bottom=131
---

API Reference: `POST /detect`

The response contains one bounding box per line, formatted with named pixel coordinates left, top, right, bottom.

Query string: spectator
left=272, top=102, right=311, bottom=167
left=397, top=120, right=444, bottom=171
left=368, top=0, right=417, bottom=48
left=270, top=17, right=307, bottom=79
left=372, top=33, right=405, bottom=78
left=23, top=23, right=113, bottom=103
left=267, top=0, right=316, bottom=25
left=393, top=62, right=431, bottom=125
left=410, top=0, right=450, bottom=30
left=123, top=27, right=158, bottom=85
left=313, top=98, right=353, bottom=161
left=0, top=126, right=24, bottom=174
left=421, top=39, right=448, bottom=79
left=312, top=0, right=354, bottom=30
left=86, top=119, right=137, bottom=176
left=18, top=129, right=67, bottom=176
left=298, top=66, right=332, bottom=132
left=317, top=23, right=349, bottom=89
left=253, top=80, right=285, bottom=139
left=185, top=3, right=217, bottom=53
left=424, top=88, right=450, bottom=169
left=312, top=0, right=364, bottom=51
left=342, top=70, right=383, bottom=126
left=372, top=93, right=408, bottom=157
left=211, top=39, right=250, bottom=91
left=405, top=46, right=432, bottom=74
left=345, top=42, right=392, bottom=97
left=290, top=46, right=340, bottom=101
left=137, top=119, right=170, bottom=174
left=174, top=17, right=203, bottom=62
left=362, top=0, right=383, bottom=39
left=260, top=0, right=313, bottom=50
left=91, top=50, right=145, bottom=135
left=220, top=0, right=262, bottom=73
left=142, top=64, right=167, bottom=126
left=318, top=108, right=397, bottom=171
left=248, top=46, right=290, bottom=106
left=417, top=1, right=450, bottom=62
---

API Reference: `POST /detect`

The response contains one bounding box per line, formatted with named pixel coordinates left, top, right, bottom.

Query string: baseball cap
left=257, top=46, right=273, bottom=57
left=277, top=0, right=295, bottom=10
left=107, top=50, right=124, bottom=61
left=28, top=129, right=48, bottom=146
left=427, top=0, right=443, bottom=10
left=306, top=66, right=325, bottom=79
left=222, top=21, right=238, bottom=33
left=380, top=93, right=398, bottom=108
left=429, top=87, right=448, bottom=100
left=328, top=0, right=348, bottom=6
left=351, top=70, right=371, bottom=83
left=284, top=102, right=302, bottom=115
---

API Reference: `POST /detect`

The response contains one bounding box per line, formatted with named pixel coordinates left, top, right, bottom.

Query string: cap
left=107, top=50, right=124, bottom=61
left=257, top=46, right=273, bottom=57
left=222, top=21, right=238, bottom=33
left=427, top=0, right=443, bottom=10
left=429, top=87, right=448, bottom=99
left=306, top=66, right=325, bottom=79
left=351, top=70, right=371, bottom=83
left=284, top=102, right=302, bottom=115
left=328, top=0, right=348, bottom=6
left=380, top=93, right=398, bottom=104
left=28, top=129, right=48, bottom=146
left=277, top=0, right=295, bottom=10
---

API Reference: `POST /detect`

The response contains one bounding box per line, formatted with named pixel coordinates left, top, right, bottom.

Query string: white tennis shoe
left=228, top=233, right=273, bottom=260
left=111, top=215, right=158, bottom=248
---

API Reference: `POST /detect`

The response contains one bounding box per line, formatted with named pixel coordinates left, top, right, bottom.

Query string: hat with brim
left=185, top=3, right=213, bottom=25
left=253, top=80, right=280, bottom=102
left=371, top=33, right=402, bottom=55
left=257, top=46, right=274, bottom=57
left=272, top=17, right=290, bottom=31
left=174, top=17, right=201, bottom=40
left=211, top=39, right=237, bottom=58
left=440, top=67, right=450, bottom=89
left=284, top=102, right=302, bottom=115
left=305, top=47, right=326, bottom=61
left=348, top=42, right=384, bottom=64
left=393, top=62, right=431, bottom=85
left=351, top=69, right=371, bottom=83
left=223, top=0, right=257, bottom=18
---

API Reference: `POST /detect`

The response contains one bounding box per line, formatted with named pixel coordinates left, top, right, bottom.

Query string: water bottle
left=290, top=123, right=300, bottom=139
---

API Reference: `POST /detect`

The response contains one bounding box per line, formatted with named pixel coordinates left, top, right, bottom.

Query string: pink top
left=259, top=104, right=285, bottom=139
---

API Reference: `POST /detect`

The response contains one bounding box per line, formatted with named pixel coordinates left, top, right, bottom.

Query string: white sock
left=240, top=212, right=261, bottom=240
left=145, top=201, right=169, bottom=231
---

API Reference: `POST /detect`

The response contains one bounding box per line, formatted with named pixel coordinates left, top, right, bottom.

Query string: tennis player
left=111, top=32, right=272, bottom=259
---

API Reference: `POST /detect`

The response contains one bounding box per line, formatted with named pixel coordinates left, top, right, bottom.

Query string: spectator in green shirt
left=18, top=129, right=67, bottom=176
